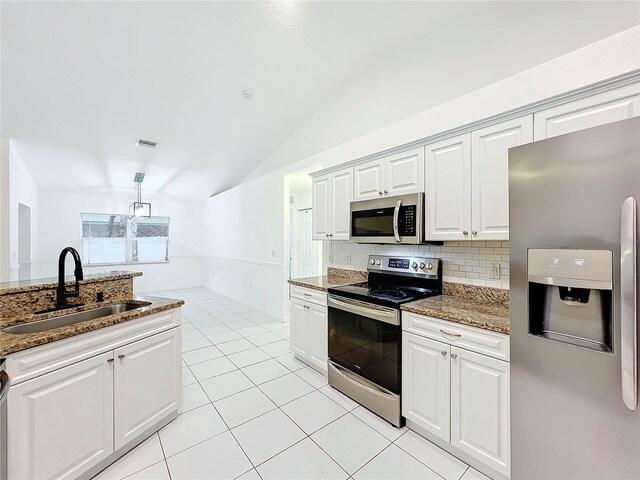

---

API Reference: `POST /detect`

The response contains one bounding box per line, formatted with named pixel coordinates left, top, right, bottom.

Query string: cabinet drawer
left=290, top=286, right=327, bottom=306
left=403, top=312, right=509, bottom=361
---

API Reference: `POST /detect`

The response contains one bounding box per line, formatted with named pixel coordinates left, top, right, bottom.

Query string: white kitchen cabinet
left=312, top=167, right=353, bottom=240
left=114, top=328, right=181, bottom=450
left=354, top=148, right=424, bottom=201
left=354, top=159, right=385, bottom=201
left=290, top=297, right=309, bottom=358
left=451, top=346, right=510, bottom=476
left=311, top=175, right=331, bottom=239
left=289, top=285, right=328, bottom=373
left=534, top=84, right=640, bottom=140
left=386, top=148, right=425, bottom=196
left=307, top=303, right=329, bottom=372
left=471, top=116, right=533, bottom=240
left=8, top=351, right=114, bottom=480
left=425, top=134, right=472, bottom=241
left=402, top=332, right=451, bottom=442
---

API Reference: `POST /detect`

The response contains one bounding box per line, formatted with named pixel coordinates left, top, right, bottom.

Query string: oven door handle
left=328, top=295, right=400, bottom=326
left=393, top=199, right=402, bottom=243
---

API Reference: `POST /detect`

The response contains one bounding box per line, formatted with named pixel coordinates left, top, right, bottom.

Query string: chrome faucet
left=56, top=247, right=84, bottom=309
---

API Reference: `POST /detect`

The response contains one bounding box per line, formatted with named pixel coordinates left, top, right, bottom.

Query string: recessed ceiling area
left=2, top=1, right=638, bottom=201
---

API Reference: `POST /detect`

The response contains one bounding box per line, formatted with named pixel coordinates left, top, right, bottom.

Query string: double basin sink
left=2, top=302, right=150, bottom=335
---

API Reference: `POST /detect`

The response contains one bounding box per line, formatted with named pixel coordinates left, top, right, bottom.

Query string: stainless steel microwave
left=350, top=193, right=424, bottom=244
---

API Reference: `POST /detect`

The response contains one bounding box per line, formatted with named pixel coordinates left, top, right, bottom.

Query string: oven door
left=350, top=193, right=423, bottom=244
left=327, top=295, right=401, bottom=394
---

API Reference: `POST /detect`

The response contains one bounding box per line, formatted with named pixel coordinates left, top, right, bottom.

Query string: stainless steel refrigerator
left=509, top=117, right=640, bottom=479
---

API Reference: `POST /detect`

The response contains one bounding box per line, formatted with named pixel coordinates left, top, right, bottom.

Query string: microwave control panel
left=399, top=205, right=416, bottom=235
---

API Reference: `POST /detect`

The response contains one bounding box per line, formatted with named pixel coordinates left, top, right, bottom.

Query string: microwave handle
left=393, top=199, right=402, bottom=243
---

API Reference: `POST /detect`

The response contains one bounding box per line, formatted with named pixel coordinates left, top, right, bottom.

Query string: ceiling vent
left=136, top=139, right=157, bottom=148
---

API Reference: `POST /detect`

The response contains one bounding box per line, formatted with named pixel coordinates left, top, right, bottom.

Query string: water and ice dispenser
left=528, top=249, right=613, bottom=353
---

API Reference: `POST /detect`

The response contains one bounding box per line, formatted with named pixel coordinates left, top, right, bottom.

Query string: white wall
left=0, top=138, right=10, bottom=281
left=33, top=192, right=205, bottom=293
left=8, top=140, right=39, bottom=281
left=204, top=26, right=640, bottom=318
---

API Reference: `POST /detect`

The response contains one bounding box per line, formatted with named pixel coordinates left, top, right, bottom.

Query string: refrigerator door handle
left=621, top=196, right=637, bottom=411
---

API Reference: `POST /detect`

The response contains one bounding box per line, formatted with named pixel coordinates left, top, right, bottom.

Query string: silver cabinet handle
left=303, top=293, right=312, bottom=297
left=441, top=350, right=447, bottom=357
left=463, top=231, right=469, bottom=236
left=107, top=358, right=114, bottom=364
left=384, top=190, right=388, bottom=195
left=378, top=191, right=383, bottom=196
left=393, top=199, right=402, bottom=243
left=0, top=369, right=11, bottom=403
left=440, top=329, right=462, bottom=338
left=329, top=234, right=333, bottom=237
left=451, top=353, right=458, bottom=359
left=118, top=354, right=125, bottom=360
left=472, top=230, right=478, bottom=236
left=621, top=196, right=637, bottom=411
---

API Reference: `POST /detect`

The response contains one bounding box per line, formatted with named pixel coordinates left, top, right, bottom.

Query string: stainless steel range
left=327, top=255, right=442, bottom=427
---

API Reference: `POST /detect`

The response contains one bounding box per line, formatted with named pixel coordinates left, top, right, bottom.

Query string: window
left=81, top=213, right=170, bottom=265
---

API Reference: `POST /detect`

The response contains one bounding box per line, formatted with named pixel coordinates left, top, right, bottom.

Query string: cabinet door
left=114, top=328, right=181, bottom=450
left=425, top=134, right=472, bottom=241
left=385, top=148, right=425, bottom=196
left=307, top=303, right=328, bottom=373
left=312, top=175, right=331, bottom=240
left=471, top=116, right=533, bottom=240
left=402, top=333, right=451, bottom=442
left=534, top=84, right=640, bottom=140
left=354, top=159, right=385, bottom=201
left=330, top=168, right=353, bottom=240
left=450, top=347, right=510, bottom=476
left=290, top=297, right=308, bottom=358
left=8, top=352, right=114, bottom=480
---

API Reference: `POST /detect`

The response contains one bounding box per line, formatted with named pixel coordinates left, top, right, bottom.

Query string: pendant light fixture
left=129, top=172, right=151, bottom=218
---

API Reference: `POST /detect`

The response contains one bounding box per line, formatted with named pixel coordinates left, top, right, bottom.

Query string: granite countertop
left=402, top=295, right=510, bottom=334
left=0, top=294, right=184, bottom=356
left=288, top=268, right=368, bottom=292
left=0, top=271, right=143, bottom=295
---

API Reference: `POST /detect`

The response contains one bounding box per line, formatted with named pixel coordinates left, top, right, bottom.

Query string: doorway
left=18, top=203, right=31, bottom=280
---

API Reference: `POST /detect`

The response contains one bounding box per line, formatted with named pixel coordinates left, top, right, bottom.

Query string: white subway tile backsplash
left=323, top=240, right=510, bottom=289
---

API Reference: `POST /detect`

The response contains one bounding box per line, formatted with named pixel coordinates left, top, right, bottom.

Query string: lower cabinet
left=289, top=287, right=328, bottom=373
left=8, top=324, right=181, bottom=480
left=8, top=352, right=114, bottom=480
left=114, top=329, right=181, bottom=450
left=450, top=346, right=510, bottom=475
left=402, top=322, right=510, bottom=477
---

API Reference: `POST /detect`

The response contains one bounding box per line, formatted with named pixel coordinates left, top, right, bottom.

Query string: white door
left=8, top=352, right=114, bottom=480
left=385, top=148, right=425, bottom=196
left=425, top=134, right=472, bottom=241
left=297, top=210, right=314, bottom=277
left=534, top=84, right=640, bottom=140
left=331, top=167, right=353, bottom=240
left=471, top=116, right=533, bottom=240
left=290, top=298, right=308, bottom=358
left=307, top=304, right=328, bottom=373
left=450, top=347, right=510, bottom=476
left=354, top=159, right=385, bottom=201
left=114, top=328, right=181, bottom=450
left=312, top=175, right=331, bottom=240
left=402, top=333, right=451, bottom=441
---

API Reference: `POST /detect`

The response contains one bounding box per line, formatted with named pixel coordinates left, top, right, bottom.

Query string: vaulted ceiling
left=2, top=1, right=638, bottom=201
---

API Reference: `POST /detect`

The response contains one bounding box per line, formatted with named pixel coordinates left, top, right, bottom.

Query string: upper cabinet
left=425, top=116, right=533, bottom=241
left=534, top=84, right=640, bottom=140
left=471, top=116, right=533, bottom=240
left=425, top=134, right=472, bottom=241
left=354, top=148, right=424, bottom=201
left=312, top=167, right=353, bottom=240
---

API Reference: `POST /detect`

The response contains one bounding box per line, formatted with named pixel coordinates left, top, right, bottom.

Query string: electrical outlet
left=329, top=253, right=334, bottom=263
left=271, top=249, right=276, bottom=257
left=490, top=262, right=500, bottom=279
left=345, top=254, right=351, bottom=264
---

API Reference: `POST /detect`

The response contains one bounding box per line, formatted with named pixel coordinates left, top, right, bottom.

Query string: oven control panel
left=367, top=255, right=440, bottom=277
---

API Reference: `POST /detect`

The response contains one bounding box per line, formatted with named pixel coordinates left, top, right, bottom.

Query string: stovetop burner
left=369, top=288, right=408, bottom=299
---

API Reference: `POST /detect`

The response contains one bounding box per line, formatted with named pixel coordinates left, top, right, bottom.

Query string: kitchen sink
left=2, top=302, right=151, bottom=335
